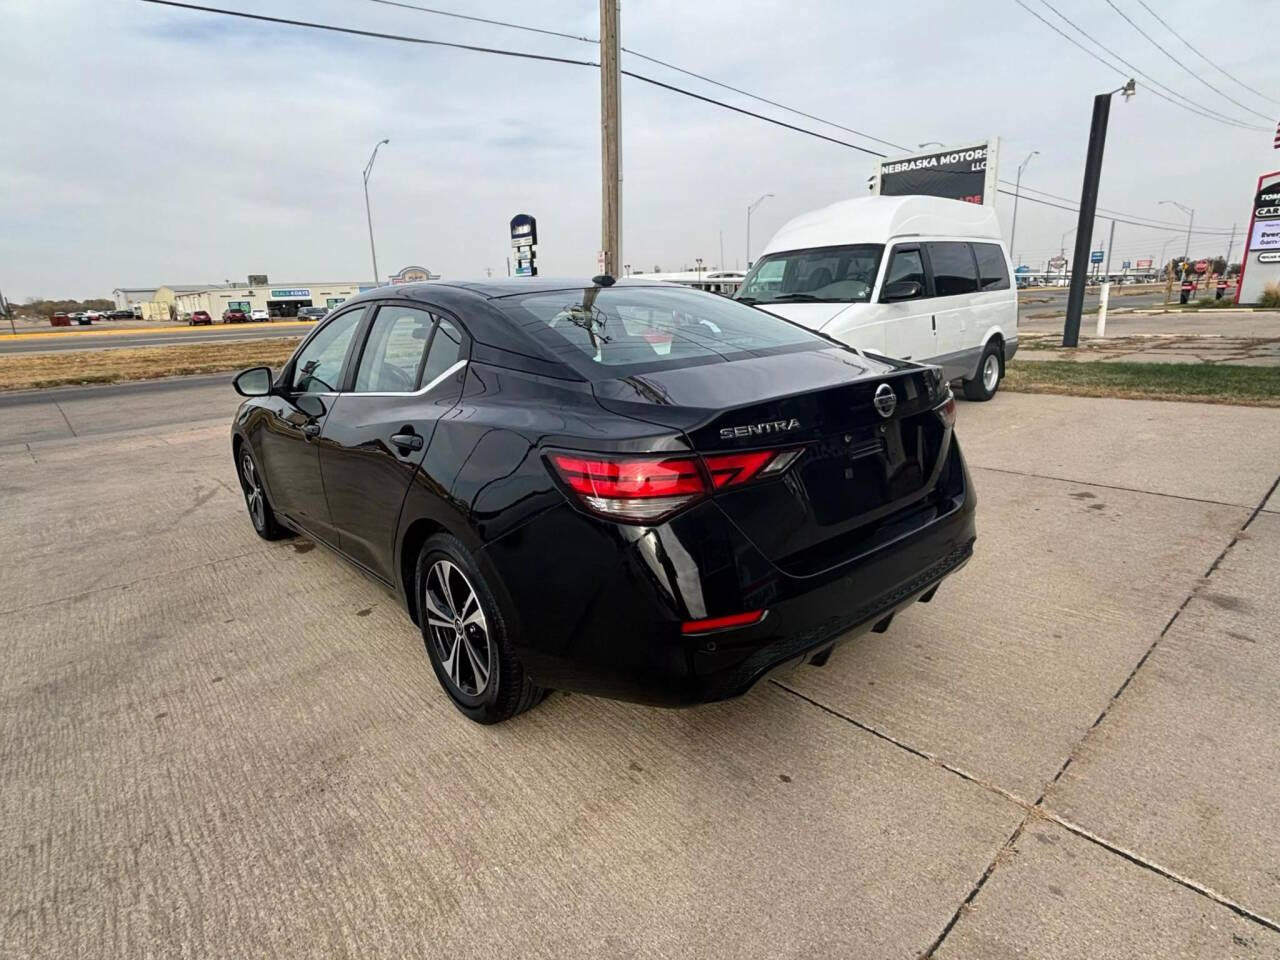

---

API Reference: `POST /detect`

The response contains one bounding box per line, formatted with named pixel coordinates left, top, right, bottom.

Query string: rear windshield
left=493, top=285, right=825, bottom=377
left=737, top=243, right=884, bottom=305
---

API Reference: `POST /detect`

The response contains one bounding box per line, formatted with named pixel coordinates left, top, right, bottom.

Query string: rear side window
left=973, top=243, right=1011, bottom=291
left=353, top=306, right=434, bottom=393
left=494, top=286, right=825, bottom=377
left=420, top=317, right=464, bottom=388
left=926, top=242, right=979, bottom=297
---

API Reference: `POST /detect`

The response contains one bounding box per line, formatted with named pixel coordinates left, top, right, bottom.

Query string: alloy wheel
left=424, top=560, right=492, bottom=698
left=982, top=353, right=999, bottom=392
left=240, top=452, right=266, bottom=531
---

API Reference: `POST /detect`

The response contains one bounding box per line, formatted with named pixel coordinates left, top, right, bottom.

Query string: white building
left=172, top=281, right=370, bottom=319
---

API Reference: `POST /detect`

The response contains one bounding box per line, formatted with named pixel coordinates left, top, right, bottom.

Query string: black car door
left=255, top=305, right=366, bottom=542
left=318, top=302, right=469, bottom=584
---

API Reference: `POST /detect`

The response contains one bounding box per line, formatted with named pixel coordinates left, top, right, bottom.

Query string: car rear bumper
left=481, top=438, right=976, bottom=707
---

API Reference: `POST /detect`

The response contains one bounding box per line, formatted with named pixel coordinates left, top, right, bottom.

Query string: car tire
left=235, top=444, right=291, bottom=541
left=415, top=533, right=545, bottom=724
left=963, top=340, right=1002, bottom=402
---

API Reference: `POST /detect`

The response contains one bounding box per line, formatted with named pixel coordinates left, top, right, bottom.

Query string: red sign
left=1135, top=258, right=1153, bottom=268
left=1195, top=259, right=1209, bottom=273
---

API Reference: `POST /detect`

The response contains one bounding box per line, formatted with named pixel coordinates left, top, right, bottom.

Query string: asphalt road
left=0, top=322, right=311, bottom=354
left=3, top=379, right=1279, bottom=957
left=1016, top=284, right=1173, bottom=320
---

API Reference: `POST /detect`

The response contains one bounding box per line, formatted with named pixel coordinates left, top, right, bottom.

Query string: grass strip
left=1003, top=360, right=1280, bottom=407
left=0, top=338, right=301, bottom=391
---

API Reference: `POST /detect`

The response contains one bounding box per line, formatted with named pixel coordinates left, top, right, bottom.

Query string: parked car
left=223, top=308, right=249, bottom=323
left=72, top=312, right=91, bottom=325
left=230, top=278, right=975, bottom=723
left=250, top=308, right=270, bottom=322
left=737, top=195, right=1018, bottom=401
left=50, top=312, right=72, bottom=327
left=296, top=306, right=328, bottom=321
left=190, top=310, right=213, bottom=326
left=107, top=309, right=134, bottom=320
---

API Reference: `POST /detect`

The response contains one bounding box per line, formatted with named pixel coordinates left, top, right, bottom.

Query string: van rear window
left=973, top=243, right=1011, bottom=291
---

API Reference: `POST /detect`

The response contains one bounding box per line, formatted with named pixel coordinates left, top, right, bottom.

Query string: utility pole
left=1102, top=220, right=1116, bottom=280
left=1224, top=223, right=1237, bottom=266
left=599, top=0, right=622, bottom=278
left=1064, top=79, right=1134, bottom=347
left=362, top=139, right=390, bottom=286
left=719, top=230, right=725, bottom=272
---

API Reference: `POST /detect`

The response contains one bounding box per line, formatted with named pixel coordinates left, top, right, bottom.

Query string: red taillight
left=681, top=610, right=766, bottom=634
left=936, top=394, right=957, bottom=429
left=547, top=447, right=802, bottom=524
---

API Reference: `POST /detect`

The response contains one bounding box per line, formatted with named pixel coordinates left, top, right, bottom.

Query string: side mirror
left=233, top=366, right=273, bottom=397
left=881, top=280, right=922, bottom=302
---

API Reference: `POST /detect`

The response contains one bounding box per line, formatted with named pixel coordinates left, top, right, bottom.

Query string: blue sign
left=270, top=288, right=310, bottom=298
left=1090, top=250, right=1105, bottom=264
left=1122, top=260, right=1131, bottom=269
left=514, top=263, right=533, bottom=276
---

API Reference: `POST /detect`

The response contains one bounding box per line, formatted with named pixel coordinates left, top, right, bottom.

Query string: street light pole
left=1009, top=150, right=1038, bottom=268
left=1064, top=78, right=1135, bottom=347
left=363, top=139, right=390, bottom=286
left=746, top=193, right=773, bottom=269
left=1160, top=200, right=1195, bottom=278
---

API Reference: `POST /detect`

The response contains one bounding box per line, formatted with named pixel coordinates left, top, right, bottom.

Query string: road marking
left=2, top=322, right=312, bottom=342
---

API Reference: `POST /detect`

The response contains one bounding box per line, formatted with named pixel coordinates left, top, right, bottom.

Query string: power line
left=1005, top=182, right=1234, bottom=232
left=137, top=0, right=600, bottom=67
left=1134, top=0, right=1279, bottom=107
left=359, top=0, right=595, bottom=44
left=350, top=0, right=1239, bottom=230
left=1016, top=0, right=1268, bottom=131
left=140, top=0, right=1235, bottom=236
left=1103, top=0, right=1273, bottom=121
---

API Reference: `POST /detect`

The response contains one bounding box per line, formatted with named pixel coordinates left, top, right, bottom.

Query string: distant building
left=172, top=282, right=371, bottom=319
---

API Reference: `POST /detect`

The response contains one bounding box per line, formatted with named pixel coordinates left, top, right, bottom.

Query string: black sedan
left=230, top=278, right=975, bottom=723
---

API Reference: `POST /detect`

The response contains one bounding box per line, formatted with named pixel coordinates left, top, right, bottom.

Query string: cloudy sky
left=4, top=0, right=1278, bottom=300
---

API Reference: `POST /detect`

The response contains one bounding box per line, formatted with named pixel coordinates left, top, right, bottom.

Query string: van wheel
left=963, top=342, right=1002, bottom=401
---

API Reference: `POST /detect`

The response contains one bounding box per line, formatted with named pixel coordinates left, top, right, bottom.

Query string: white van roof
left=760, top=195, right=1003, bottom=255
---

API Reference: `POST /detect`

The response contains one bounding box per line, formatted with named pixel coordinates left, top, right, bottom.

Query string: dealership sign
left=270, top=288, right=310, bottom=298
left=1136, top=259, right=1153, bottom=268
left=1236, top=170, right=1280, bottom=304
left=1048, top=255, right=1067, bottom=270
left=873, top=138, right=1000, bottom=206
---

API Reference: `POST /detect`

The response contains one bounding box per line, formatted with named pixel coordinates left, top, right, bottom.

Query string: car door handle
left=391, top=432, right=424, bottom=452
left=302, top=422, right=321, bottom=439
left=931, top=315, right=936, bottom=331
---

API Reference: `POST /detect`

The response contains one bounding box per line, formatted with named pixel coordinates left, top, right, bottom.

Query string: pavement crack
left=970, top=464, right=1256, bottom=511
left=50, top=398, right=78, bottom=437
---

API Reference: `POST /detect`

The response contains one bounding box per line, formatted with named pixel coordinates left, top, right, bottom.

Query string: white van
left=737, top=195, right=1018, bottom=400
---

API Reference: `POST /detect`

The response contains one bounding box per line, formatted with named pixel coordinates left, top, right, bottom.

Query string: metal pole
left=1224, top=223, right=1237, bottom=266
left=746, top=193, right=772, bottom=270
left=600, top=0, right=621, bottom=277
left=1064, top=93, right=1113, bottom=347
left=1102, top=219, right=1116, bottom=280
left=1009, top=150, right=1037, bottom=267
left=363, top=139, right=389, bottom=286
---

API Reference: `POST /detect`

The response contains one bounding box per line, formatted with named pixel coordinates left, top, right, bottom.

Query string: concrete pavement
left=2, top=386, right=1279, bottom=958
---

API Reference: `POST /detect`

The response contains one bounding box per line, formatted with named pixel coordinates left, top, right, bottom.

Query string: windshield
left=737, top=244, right=884, bottom=305
left=493, top=285, right=826, bottom=378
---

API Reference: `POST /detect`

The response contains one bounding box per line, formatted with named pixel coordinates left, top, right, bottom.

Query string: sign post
left=510, top=214, right=538, bottom=277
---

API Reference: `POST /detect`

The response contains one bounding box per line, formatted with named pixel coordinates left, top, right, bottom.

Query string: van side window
left=974, top=243, right=1011, bottom=291
left=926, top=242, right=979, bottom=297
left=884, top=248, right=926, bottom=296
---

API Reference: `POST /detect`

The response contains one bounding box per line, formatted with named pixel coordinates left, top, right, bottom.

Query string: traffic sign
left=1090, top=250, right=1105, bottom=264
left=1122, top=260, right=1131, bottom=269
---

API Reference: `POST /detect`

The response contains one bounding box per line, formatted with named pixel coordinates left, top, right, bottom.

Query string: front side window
left=736, top=244, right=884, bottom=305
left=883, top=247, right=926, bottom=297
left=973, top=243, right=1011, bottom=291
left=495, top=285, right=825, bottom=377
left=291, top=307, right=364, bottom=393
left=353, top=306, right=434, bottom=393
left=926, top=242, right=979, bottom=297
